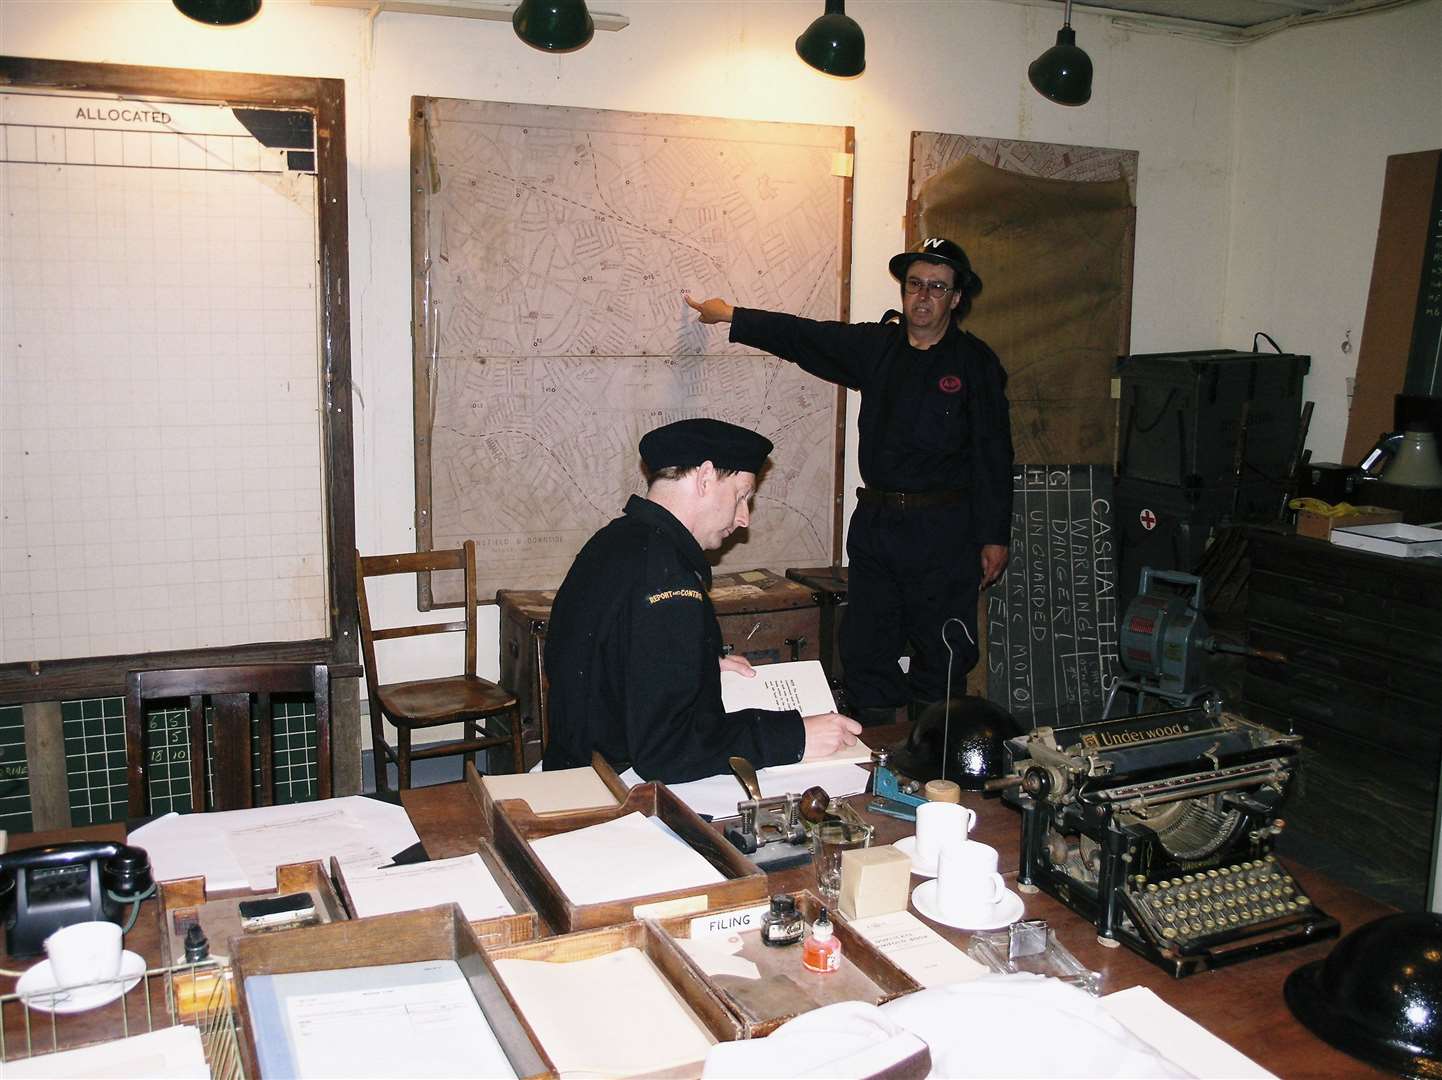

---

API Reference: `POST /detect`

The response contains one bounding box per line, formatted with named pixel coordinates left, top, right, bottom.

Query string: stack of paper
left=493, top=947, right=714, bottom=1077
left=481, top=766, right=621, bottom=815
left=339, top=853, right=514, bottom=923
left=529, top=812, right=724, bottom=905
left=4, top=1024, right=209, bottom=1079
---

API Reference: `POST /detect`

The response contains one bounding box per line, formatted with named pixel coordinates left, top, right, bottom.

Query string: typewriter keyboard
left=1126, top=855, right=1314, bottom=945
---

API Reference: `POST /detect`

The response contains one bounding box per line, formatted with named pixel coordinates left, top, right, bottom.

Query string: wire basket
left=0, top=959, right=243, bottom=1078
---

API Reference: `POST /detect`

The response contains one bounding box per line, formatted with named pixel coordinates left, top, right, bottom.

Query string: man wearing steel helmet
left=685, top=238, right=1012, bottom=728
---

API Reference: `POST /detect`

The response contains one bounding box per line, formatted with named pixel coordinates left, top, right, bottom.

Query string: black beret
left=639, top=418, right=773, bottom=474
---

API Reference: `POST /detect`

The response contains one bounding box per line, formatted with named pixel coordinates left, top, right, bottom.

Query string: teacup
left=914, top=800, right=977, bottom=869
left=44, top=920, right=122, bottom=988
left=935, top=841, right=1006, bottom=922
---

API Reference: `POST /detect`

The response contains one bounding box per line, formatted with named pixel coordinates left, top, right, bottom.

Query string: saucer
left=911, top=880, right=1025, bottom=931
left=894, top=836, right=938, bottom=878
left=16, top=950, right=146, bottom=1014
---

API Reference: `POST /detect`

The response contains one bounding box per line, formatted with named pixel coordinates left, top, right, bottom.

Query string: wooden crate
left=331, top=839, right=540, bottom=950
left=468, top=753, right=628, bottom=836
left=488, top=920, right=742, bottom=1064
left=490, top=782, right=768, bottom=934
left=654, top=890, right=921, bottom=1037
left=230, top=905, right=554, bottom=1079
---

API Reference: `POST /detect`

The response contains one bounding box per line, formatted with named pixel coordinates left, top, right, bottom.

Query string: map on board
left=412, top=99, right=852, bottom=605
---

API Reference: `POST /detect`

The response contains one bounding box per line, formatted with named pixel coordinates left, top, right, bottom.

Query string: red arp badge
left=938, top=375, right=963, bottom=394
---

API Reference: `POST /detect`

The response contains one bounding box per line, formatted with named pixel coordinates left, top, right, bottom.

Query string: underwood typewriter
left=997, top=702, right=1339, bottom=977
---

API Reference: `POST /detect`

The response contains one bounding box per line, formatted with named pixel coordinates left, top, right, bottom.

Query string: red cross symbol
left=1139, top=508, right=1157, bottom=531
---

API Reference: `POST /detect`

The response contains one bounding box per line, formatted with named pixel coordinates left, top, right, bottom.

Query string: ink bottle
left=802, top=907, right=842, bottom=973
left=761, top=894, right=804, bottom=947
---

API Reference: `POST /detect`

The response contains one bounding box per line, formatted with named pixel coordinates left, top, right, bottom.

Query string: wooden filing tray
left=331, top=839, right=540, bottom=949
left=468, top=752, right=629, bottom=835
left=157, top=860, right=348, bottom=1020
left=491, top=782, right=768, bottom=934
left=655, top=890, right=921, bottom=1037
left=488, top=920, right=743, bottom=1062
left=230, top=904, right=555, bottom=1080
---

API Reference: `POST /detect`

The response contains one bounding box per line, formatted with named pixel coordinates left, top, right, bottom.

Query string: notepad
left=529, top=811, right=725, bottom=905
left=493, top=947, right=714, bottom=1078
left=338, top=852, right=514, bottom=923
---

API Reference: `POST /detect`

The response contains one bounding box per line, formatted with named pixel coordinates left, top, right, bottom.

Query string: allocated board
left=985, top=466, right=1120, bottom=729
left=411, top=99, right=851, bottom=605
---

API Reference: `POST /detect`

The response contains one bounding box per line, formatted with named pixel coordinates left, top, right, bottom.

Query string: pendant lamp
left=173, top=0, right=260, bottom=25
left=796, top=0, right=865, bottom=78
left=513, top=0, right=595, bottom=52
left=1028, top=0, right=1092, bottom=106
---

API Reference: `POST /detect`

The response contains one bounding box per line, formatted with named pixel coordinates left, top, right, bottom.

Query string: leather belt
left=855, top=487, right=965, bottom=510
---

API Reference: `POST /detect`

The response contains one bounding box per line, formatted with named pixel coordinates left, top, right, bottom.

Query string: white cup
left=44, top=920, right=122, bottom=988
left=936, top=841, right=1006, bottom=922
left=914, top=801, right=976, bottom=869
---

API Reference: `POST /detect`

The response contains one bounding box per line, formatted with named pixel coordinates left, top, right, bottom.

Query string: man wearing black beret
left=542, top=418, right=862, bottom=783
left=686, top=237, right=1013, bottom=729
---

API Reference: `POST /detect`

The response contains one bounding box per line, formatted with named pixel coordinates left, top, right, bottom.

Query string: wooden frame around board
left=409, top=99, right=852, bottom=608
left=0, top=57, right=358, bottom=703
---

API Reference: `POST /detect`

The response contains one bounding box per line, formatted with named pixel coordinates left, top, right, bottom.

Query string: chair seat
left=376, top=675, right=517, bottom=726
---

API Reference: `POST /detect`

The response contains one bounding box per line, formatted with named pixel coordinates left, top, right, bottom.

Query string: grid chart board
left=985, top=466, right=1121, bottom=730
left=0, top=91, right=328, bottom=666
left=64, top=696, right=127, bottom=826
left=0, top=704, right=33, bottom=832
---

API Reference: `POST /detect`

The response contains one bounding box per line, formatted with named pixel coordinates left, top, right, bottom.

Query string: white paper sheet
left=849, top=909, right=988, bottom=988
left=3, top=1023, right=210, bottom=1079
left=340, top=853, right=515, bottom=922
left=493, top=947, right=714, bottom=1078
left=663, top=761, right=871, bottom=820
left=1102, top=985, right=1277, bottom=1079
left=284, top=963, right=515, bottom=1079
left=128, top=796, right=420, bottom=891
left=529, top=811, right=724, bottom=905
left=721, top=660, right=837, bottom=715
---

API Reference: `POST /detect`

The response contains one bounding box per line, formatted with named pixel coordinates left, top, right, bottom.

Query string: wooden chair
left=355, top=540, right=524, bottom=791
left=125, top=663, right=332, bottom=816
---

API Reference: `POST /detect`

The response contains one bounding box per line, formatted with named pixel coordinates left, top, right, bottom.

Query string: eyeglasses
left=904, top=278, right=955, bottom=296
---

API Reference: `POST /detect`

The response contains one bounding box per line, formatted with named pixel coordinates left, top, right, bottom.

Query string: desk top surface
left=3, top=734, right=1396, bottom=1079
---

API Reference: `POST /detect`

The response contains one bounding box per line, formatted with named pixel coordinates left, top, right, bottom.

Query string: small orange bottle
left=801, top=907, right=842, bottom=973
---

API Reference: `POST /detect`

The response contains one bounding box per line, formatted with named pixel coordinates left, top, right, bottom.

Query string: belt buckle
left=893, top=492, right=909, bottom=511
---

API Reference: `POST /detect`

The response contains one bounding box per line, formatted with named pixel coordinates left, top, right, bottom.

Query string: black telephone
left=0, top=842, right=154, bottom=957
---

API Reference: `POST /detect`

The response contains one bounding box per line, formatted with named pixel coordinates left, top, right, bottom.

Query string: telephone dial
left=0, top=842, right=154, bottom=957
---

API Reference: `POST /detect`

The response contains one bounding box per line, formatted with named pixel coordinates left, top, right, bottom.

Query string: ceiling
left=1011, top=0, right=1422, bottom=40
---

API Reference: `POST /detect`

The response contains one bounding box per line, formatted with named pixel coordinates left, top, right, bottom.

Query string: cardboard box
left=839, top=845, right=912, bottom=920
left=1296, top=506, right=1403, bottom=540
left=1331, top=521, right=1442, bottom=558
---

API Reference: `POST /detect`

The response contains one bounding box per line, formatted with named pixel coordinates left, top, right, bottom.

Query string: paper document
left=3, top=1023, right=209, bottom=1079
left=129, top=796, right=420, bottom=891
left=283, top=962, right=514, bottom=1079
left=1102, top=985, right=1277, bottom=1078
left=850, top=909, right=988, bottom=988
left=340, top=852, right=514, bottom=922
left=494, top=946, right=714, bottom=1077
left=721, top=659, right=837, bottom=715
left=530, top=811, right=724, bottom=905
left=481, top=766, right=620, bottom=815
left=664, top=761, right=871, bottom=820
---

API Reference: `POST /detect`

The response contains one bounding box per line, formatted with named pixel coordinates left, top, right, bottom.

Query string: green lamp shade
left=173, top=0, right=260, bottom=25
left=796, top=0, right=865, bottom=78
left=513, top=0, right=595, bottom=52
left=1028, top=25, right=1092, bottom=106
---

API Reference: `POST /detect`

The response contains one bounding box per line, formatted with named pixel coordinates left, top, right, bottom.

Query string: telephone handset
left=0, top=841, right=154, bottom=957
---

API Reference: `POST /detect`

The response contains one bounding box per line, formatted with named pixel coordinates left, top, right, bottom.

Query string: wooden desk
left=396, top=736, right=1394, bottom=1080
left=4, top=762, right=1395, bottom=1078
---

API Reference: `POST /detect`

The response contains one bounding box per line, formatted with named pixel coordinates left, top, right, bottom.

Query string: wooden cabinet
left=497, top=570, right=822, bottom=768
left=1245, top=531, right=1442, bottom=908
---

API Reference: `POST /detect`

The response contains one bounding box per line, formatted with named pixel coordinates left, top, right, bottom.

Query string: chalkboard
left=985, top=466, right=1120, bottom=730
